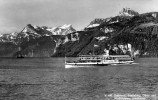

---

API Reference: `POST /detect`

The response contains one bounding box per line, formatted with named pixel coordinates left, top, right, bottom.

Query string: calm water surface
left=0, top=57, right=158, bottom=100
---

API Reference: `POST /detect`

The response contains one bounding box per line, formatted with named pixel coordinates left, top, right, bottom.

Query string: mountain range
left=0, top=8, right=158, bottom=57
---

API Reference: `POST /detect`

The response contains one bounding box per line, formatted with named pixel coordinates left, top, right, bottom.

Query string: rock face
left=0, top=8, right=158, bottom=57
left=119, top=8, right=139, bottom=17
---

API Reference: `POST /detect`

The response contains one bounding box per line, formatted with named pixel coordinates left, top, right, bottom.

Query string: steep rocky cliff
left=54, top=9, right=158, bottom=57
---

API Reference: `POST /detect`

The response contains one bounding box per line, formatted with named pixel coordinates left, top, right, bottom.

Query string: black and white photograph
left=0, top=0, right=158, bottom=100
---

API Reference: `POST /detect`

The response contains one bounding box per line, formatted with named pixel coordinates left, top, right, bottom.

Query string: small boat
left=65, top=54, right=134, bottom=68
left=16, top=54, right=24, bottom=58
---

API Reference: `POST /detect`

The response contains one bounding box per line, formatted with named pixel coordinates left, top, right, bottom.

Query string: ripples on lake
left=0, top=57, right=158, bottom=100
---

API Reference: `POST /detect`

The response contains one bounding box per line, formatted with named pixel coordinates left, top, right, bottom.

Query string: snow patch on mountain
left=33, top=25, right=39, bottom=29
left=87, top=24, right=100, bottom=28
left=95, top=36, right=108, bottom=41
left=46, top=27, right=56, bottom=33
left=104, top=28, right=114, bottom=33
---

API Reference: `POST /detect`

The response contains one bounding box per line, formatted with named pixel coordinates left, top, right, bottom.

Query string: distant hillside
left=0, top=8, right=158, bottom=57
left=0, top=24, right=77, bottom=57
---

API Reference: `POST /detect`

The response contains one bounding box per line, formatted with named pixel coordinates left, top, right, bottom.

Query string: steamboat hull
left=65, top=63, right=109, bottom=68
left=65, top=61, right=134, bottom=68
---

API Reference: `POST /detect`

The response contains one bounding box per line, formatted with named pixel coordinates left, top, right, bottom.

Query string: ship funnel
left=104, top=49, right=109, bottom=56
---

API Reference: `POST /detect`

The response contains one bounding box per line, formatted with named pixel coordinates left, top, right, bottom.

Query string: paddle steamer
left=65, top=54, right=134, bottom=68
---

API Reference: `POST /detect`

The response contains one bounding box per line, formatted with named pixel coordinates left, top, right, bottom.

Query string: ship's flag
left=94, top=44, right=99, bottom=47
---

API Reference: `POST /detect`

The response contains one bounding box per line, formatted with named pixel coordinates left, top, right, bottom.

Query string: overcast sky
left=0, top=0, right=158, bottom=34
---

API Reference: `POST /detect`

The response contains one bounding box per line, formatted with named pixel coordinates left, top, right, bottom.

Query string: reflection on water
left=0, top=57, right=158, bottom=100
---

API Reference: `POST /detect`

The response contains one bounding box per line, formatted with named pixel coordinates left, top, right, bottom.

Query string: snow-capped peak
left=59, top=24, right=72, bottom=29
left=33, top=25, right=39, bottom=29
left=22, top=24, right=39, bottom=34
left=46, top=24, right=76, bottom=35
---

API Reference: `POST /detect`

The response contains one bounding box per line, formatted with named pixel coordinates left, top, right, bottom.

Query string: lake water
left=0, top=57, right=158, bottom=100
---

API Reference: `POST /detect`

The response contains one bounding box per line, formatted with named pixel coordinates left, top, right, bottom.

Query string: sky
left=0, top=0, right=158, bottom=34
